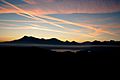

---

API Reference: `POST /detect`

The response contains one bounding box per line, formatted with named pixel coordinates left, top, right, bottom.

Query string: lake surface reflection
left=51, top=49, right=81, bottom=52
left=0, top=43, right=120, bottom=52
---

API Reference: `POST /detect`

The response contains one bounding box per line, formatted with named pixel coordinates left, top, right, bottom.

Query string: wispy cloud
left=22, top=0, right=120, bottom=14
left=0, top=22, right=17, bottom=26
left=0, top=19, right=62, bottom=24
left=39, top=15, right=117, bottom=36
left=23, top=0, right=37, bottom=5
left=24, top=0, right=55, bottom=4
left=0, top=24, right=83, bottom=36
left=0, top=0, right=120, bottom=15
left=1, top=0, right=87, bottom=35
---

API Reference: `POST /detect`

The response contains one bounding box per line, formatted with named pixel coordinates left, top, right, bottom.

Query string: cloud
left=0, top=0, right=88, bottom=36
left=0, top=0, right=118, bottom=38
left=1, top=0, right=85, bottom=34
left=46, top=0, right=56, bottom=2
left=0, top=6, right=5, bottom=9
left=0, top=25, right=81, bottom=36
left=0, top=19, right=62, bottom=24
left=22, top=0, right=120, bottom=14
left=0, top=22, right=17, bottom=26
left=38, top=15, right=117, bottom=36
left=24, top=0, right=56, bottom=4
left=0, top=26, right=32, bottom=30
left=0, top=0, right=120, bottom=15
left=23, top=0, right=37, bottom=5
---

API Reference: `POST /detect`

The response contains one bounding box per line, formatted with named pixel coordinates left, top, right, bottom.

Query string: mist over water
left=0, top=43, right=120, bottom=52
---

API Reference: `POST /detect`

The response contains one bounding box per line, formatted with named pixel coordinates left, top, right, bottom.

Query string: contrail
left=0, top=22, right=17, bottom=26
left=0, top=20, right=61, bottom=24
left=18, top=13, right=94, bottom=37
left=39, top=15, right=117, bottom=36
left=1, top=0, right=100, bottom=37
left=1, top=0, right=37, bottom=18
left=18, top=13, right=81, bottom=33
left=0, top=26, right=33, bottom=30
left=0, top=21, right=70, bottom=34
left=0, top=20, right=35, bottom=23
left=39, top=15, right=98, bottom=30
left=0, top=25, right=81, bottom=36
left=1, top=0, right=80, bottom=33
left=0, top=19, right=85, bottom=36
left=0, top=21, right=67, bottom=34
left=30, top=24, right=48, bottom=29
left=31, top=27, right=79, bottom=35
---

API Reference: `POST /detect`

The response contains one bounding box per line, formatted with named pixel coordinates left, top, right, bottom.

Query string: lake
left=0, top=43, right=120, bottom=52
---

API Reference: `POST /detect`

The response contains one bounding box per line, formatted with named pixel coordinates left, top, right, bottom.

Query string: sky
left=0, top=0, right=120, bottom=42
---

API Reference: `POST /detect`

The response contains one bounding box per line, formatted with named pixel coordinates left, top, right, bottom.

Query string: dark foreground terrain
left=1, top=46, right=120, bottom=65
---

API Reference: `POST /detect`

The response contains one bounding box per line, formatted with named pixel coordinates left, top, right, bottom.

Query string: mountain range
left=2, top=36, right=78, bottom=45
left=1, top=36, right=120, bottom=45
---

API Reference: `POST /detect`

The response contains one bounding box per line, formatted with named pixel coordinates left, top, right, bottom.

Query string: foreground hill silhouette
left=0, top=46, right=120, bottom=65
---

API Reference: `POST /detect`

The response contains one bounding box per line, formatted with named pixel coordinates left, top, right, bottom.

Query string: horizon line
left=0, top=35, right=120, bottom=43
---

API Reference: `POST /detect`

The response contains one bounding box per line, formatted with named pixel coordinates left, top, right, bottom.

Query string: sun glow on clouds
left=0, top=0, right=120, bottom=42
left=1, top=0, right=120, bottom=15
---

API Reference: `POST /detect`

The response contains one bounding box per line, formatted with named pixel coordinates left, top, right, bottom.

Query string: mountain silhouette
left=4, top=36, right=79, bottom=45
left=1, top=36, right=120, bottom=45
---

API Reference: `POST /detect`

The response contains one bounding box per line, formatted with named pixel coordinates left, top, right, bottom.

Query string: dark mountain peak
left=21, top=36, right=34, bottom=39
left=23, top=36, right=29, bottom=38
left=65, top=40, right=70, bottom=43
left=48, top=38, right=61, bottom=41
left=21, top=36, right=29, bottom=39
left=20, top=36, right=39, bottom=40
left=51, top=38, right=58, bottom=40
left=13, top=36, right=42, bottom=43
